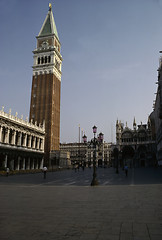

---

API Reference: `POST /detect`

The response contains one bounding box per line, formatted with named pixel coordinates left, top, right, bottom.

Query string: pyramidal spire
left=38, top=3, right=59, bottom=40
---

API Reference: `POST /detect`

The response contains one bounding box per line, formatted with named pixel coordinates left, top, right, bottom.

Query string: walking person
left=43, top=166, right=47, bottom=179
left=6, top=167, right=9, bottom=177
left=124, top=164, right=128, bottom=177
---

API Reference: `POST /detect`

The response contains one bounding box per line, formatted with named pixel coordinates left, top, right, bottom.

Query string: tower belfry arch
left=29, top=4, right=62, bottom=164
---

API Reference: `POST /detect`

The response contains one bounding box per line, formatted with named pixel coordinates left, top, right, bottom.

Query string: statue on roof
left=49, top=3, right=52, bottom=10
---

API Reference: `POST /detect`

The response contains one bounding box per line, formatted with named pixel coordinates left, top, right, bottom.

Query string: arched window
left=41, top=57, right=44, bottom=64
left=48, top=56, right=51, bottom=63
left=38, top=57, right=40, bottom=64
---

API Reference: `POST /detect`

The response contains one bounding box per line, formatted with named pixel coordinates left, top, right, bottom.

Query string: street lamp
left=82, top=134, right=87, bottom=167
left=83, top=134, right=87, bottom=144
left=82, top=127, right=104, bottom=186
left=91, top=125, right=103, bottom=186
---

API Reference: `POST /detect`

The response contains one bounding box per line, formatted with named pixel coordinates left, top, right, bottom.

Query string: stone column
left=16, top=157, right=20, bottom=170
left=40, top=138, right=44, bottom=151
left=36, top=138, right=40, bottom=150
left=3, top=155, right=7, bottom=168
left=32, top=136, right=36, bottom=149
left=4, top=128, right=10, bottom=144
left=17, top=132, right=22, bottom=146
left=26, top=157, right=30, bottom=170
left=10, top=159, right=14, bottom=170
left=12, top=130, right=16, bottom=145
left=22, top=158, right=25, bottom=170
left=28, top=135, right=32, bottom=148
left=0, top=126, right=2, bottom=142
left=23, top=133, right=27, bottom=147
left=35, top=159, right=38, bottom=169
left=30, top=158, right=34, bottom=169
left=40, top=157, right=44, bottom=169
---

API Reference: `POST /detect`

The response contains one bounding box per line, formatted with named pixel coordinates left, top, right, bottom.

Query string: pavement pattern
left=0, top=168, right=162, bottom=240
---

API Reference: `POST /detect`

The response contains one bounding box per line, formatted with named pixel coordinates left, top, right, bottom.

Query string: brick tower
left=29, top=4, right=62, bottom=163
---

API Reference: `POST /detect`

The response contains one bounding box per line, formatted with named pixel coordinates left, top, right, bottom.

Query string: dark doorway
left=98, top=159, right=102, bottom=167
left=141, top=159, right=145, bottom=167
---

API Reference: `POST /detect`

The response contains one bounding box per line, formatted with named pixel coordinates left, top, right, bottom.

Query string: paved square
left=0, top=181, right=162, bottom=240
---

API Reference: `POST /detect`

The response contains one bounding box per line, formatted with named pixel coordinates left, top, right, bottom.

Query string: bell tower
left=29, top=4, right=62, bottom=161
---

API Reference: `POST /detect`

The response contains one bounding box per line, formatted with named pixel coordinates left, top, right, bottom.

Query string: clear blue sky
left=0, top=0, right=161, bottom=143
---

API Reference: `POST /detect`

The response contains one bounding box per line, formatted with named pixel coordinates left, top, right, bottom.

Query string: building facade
left=0, top=107, right=45, bottom=171
left=115, top=118, right=156, bottom=167
left=60, top=141, right=112, bottom=167
left=150, top=55, right=162, bottom=165
left=29, top=5, right=62, bottom=163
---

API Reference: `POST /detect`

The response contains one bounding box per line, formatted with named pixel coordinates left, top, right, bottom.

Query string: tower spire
left=38, top=4, right=59, bottom=40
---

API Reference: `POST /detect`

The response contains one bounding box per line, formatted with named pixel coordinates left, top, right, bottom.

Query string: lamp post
left=83, top=134, right=87, bottom=144
left=82, top=126, right=104, bottom=186
left=90, top=126, right=98, bottom=186
left=83, top=134, right=87, bottom=167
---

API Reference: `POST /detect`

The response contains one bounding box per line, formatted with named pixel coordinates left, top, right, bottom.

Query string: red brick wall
left=29, top=73, right=61, bottom=155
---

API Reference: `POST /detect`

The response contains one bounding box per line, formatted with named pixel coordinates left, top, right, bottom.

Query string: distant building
left=60, top=142, right=87, bottom=166
left=115, top=118, right=156, bottom=167
left=29, top=5, right=62, bottom=165
left=60, top=141, right=112, bottom=167
left=0, top=108, right=45, bottom=171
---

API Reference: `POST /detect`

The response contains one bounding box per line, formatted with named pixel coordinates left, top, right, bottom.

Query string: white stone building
left=0, top=107, right=45, bottom=171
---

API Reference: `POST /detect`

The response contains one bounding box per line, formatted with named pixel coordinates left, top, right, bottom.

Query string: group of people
left=5, top=167, right=48, bottom=179
left=5, top=165, right=129, bottom=178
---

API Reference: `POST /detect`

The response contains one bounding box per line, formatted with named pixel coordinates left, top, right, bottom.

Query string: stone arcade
left=0, top=108, right=45, bottom=171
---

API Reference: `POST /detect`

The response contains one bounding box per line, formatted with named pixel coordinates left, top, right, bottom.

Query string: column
left=30, top=158, right=34, bottom=169
left=23, top=133, right=27, bottom=147
left=36, top=138, right=40, bottom=150
left=26, top=157, right=30, bottom=170
left=16, top=156, right=20, bottom=170
left=10, top=159, right=14, bottom=170
left=32, top=136, right=36, bottom=149
left=22, top=158, right=25, bottom=170
left=4, top=128, right=10, bottom=144
left=0, top=126, right=2, bottom=142
left=27, top=135, right=32, bottom=148
left=40, top=157, right=44, bottom=169
left=12, top=130, right=16, bottom=145
left=17, top=132, right=22, bottom=146
left=3, top=155, right=7, bottom=168
left=40, top=138, right=44, bottom=151
left=35, top=159, right=38, bottom=169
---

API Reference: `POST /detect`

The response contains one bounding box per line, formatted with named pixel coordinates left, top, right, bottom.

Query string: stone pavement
left=0, top=184, right=162, bottom=240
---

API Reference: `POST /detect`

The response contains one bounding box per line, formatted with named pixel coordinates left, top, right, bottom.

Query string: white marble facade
left=0, top=107, right=45, bottom=171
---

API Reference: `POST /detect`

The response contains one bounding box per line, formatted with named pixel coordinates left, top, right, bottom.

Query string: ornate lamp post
left=82, top=134, right=87, bottom=167
left=82, top=127, right=104, bottom=186
left=83, top=134, right=87, bottom=144
left=90, top=126, right=98, bottom=186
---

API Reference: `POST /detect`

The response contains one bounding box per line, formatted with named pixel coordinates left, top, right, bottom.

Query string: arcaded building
left=0, top=108, right=45, bottom=171
left=29, top=5, right=62, bottom=164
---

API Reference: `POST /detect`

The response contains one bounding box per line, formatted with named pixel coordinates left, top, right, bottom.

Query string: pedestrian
left=43, top=166, right=47, bottom=179
left=124, top=165, right=128, bottom=177
left=6, top=167, right=9, bottom=177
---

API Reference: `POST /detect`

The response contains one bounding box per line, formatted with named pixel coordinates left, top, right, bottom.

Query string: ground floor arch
left=121, top=146, right=135, bottom=168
